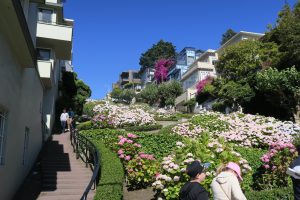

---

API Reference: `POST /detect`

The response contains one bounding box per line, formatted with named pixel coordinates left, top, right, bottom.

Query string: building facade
left=168, top=47, right=203, bottom=81
left=140, top=67, right=155, bottom=88
left=114, top=70, right=142, bottom=91
left=175, top=50, right=218, bottom=112
left=0, top=0, right=73, bottom=199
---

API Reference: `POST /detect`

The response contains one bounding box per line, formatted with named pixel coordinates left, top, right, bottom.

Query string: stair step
left=43, top=183, right=88, bottom=190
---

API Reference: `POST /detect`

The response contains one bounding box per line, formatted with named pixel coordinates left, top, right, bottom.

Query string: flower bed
left=153, top=108, right=178, bottom=121
left=172, top=111, right=300, bottom=148
left=92, top=102, right=156, bottom=128
left=152, top=136, right=252, bottom=199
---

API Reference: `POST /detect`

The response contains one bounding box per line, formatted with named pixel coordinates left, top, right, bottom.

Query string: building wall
left=0, top=32, right=43, bottom=200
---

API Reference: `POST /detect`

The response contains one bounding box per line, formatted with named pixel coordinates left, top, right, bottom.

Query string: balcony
left=37, top=60, right=53, bottom=88
left=36, top=14, right=73, bottom=60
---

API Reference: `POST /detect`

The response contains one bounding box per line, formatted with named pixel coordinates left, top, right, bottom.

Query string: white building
left=175, top=50, right=217, bottom=112
left=0, top=0, right=73, bottom=199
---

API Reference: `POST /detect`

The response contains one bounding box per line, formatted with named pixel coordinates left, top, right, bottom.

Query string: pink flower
left=134, top=143, right=142, bottom=148
left=128, top=168, right=134, bottom=173
left=117, top=149, right=124, bottom=155
left=119, top=154, right=125, bottom=159
left=125, top=155, right=131, bottom=161
left=127, top=139, right=133, bottom=144
left=264, top=164, right=270, bottom=169
left=127, top=133, right=137, bottom=138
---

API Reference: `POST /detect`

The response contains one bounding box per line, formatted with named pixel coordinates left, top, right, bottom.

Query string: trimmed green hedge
left=81, top=128, right=182, bottom=159
left=245, top=187, right=293, bottom=200
left=93, top=140, right=124, bottom=200
left=77, top=121, right=93, bottom=130
left=154, top=116, right=179, bottom=121
left=124, top=124, right=163, bottom=132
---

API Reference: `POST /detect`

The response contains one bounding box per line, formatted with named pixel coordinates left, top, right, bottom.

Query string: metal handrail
left=70, top=128, right=100, bottom=200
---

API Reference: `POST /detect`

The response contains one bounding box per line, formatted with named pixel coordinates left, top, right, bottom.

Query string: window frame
left=37, top=48, right=51, bottom=61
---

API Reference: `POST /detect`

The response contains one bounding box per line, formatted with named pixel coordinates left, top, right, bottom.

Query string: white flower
left=173, top=176, right=180, bottom=182
left=162, top=188, right=168, bottom=193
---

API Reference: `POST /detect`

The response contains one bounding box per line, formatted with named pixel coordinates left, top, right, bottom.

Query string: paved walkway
left=15, top=132, right=95, bottom=200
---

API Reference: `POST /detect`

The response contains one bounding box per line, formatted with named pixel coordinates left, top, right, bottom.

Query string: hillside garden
left=77, top=101, right=300, bottom=200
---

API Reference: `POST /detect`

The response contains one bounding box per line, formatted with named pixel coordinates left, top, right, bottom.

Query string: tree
left=216, top=40, right=281, bottom=84
left=111, top=88, right=122, bottom=101
left=140, top=84, right=159, bottom=106
left=154, top=59, right=174, bottom=84
left=120, top=89, right=135, bottom=104
left=220, top=29, right=237, bottom=45
left=218, top=81, right=255, bottom=111
left=158, top=80, right=183, bottom=107
left=74, top=79, right=92, bottom=115
left=139, top=40, right=176, bottom=72
left=256, top=67, right=300, bottom=120
left=263, top=2, right=300, bottom=70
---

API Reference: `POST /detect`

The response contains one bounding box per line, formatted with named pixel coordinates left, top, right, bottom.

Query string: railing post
left=85, top=138, right=88, bottom=167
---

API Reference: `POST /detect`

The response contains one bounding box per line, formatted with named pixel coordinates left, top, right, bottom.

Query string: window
left=22, top=127, right=29, bottom=165
left=0, top=109, right=7, bottom=165
left=38, top=8, right=53, bottom=23
left=37, top=48, right=51, bottom=60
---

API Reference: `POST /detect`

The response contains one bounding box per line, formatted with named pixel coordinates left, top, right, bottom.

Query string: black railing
left=41, top=120, right=48, bottom=142
left=70, top=128, right=100, bottom=200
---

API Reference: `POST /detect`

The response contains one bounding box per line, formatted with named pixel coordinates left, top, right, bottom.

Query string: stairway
left=36, top=132, right=95, bottom=200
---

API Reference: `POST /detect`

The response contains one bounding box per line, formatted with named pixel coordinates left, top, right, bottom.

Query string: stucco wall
left=0, top=32, right=43, bottom=200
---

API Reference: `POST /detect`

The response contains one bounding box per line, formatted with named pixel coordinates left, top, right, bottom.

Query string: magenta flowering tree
left=196, top=76, right=213, bottom=94
left=154, top=59, right=175, bottom=84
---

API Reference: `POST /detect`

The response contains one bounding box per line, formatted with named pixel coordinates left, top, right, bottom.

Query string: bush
left=154, top=116, right=178, bottom=121
left=245, top=187, right=293, bottom=200
left=212, top=101, right=227, bottom=112
left=124, top=124, right=163, bottom=132
left=81, top=129, right=182, bottom=160
left=93, top=141, right=124, bottom=200
left=77, top=121, right=93, bottom=130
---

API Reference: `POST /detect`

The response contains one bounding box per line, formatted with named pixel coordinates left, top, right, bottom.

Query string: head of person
left=69, top=108, right=72, bottom=111
left=186, top=160, right=206, bottom=182
left=296, top=144, right=300, bottom=155
left=63, top=108, right=66, bottom=113
left=224, top=162, right=243, bottom=182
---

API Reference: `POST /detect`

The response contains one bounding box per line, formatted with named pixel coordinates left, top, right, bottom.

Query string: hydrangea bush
left=92, top=102, right=156, bottom=128
left=153, top=135, right=252, bottom=199
left=172, top=111, right=300, bottom=148
left=258, top=142, right=297, bottom=189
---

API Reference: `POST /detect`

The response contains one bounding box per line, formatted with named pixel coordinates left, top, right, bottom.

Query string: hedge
left=77, top=121, right=93, bottom=130
left=93, top=140, right=124, bottom=200
left=154, top=116, right=179, bottom=121
left=124, top=124, right=163, bottom=132
left=81, top=128, right=182, bottom=159
left=245, top=187, right=293, bottom=200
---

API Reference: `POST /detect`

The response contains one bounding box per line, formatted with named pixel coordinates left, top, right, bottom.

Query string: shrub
left=93, top=141, right=124, bottom=200
left=245, top=187, right=293, bottom=200
left=153, top=136, right=252, bottom=199
left=258, top=142, right=296, bottom=189
left=124, top=124, right=162, bottom=132
left=154, top=116, right=178, bottom=121
left=117, top=133, right=141, bottom=164
left=126, top=153, right=160, bottom=189
left=77, top=121, right=93, bottom=130
left=212, top=101, right=227, bottom=112
left=81, top=129, right=181, bottom=160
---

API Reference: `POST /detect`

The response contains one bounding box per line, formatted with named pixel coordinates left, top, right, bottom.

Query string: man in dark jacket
left=290, top=145, right=300, bottom=200
left=179, top=160, right=209, bottom=200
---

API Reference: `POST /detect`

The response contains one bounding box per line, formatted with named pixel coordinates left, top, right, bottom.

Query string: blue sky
left=64, top=0, right=297, bottom=99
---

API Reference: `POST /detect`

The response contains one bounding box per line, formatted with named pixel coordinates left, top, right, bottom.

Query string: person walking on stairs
left=60, top=108, right=69, bottom=133
left=67, top=108, right=75, bottom=131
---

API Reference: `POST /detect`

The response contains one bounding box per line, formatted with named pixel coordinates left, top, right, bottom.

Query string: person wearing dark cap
left=179, top=160, right=209, bottom=200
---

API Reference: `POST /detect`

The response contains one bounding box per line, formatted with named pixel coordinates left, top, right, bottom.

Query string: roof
left=217, top=31, right=265, bottom=53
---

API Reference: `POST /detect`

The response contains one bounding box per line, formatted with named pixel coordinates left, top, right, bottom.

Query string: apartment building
left=217, top=31, right=264, bottom=55
left=175, top=50, right=218, bottom=112
left=140, top=67, right=155, bottom=88
left=114, top=70, right=142, bottom=91
left=168, top=47, right=203, bottom=81
left=0, top=0, right=73, bottom=199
